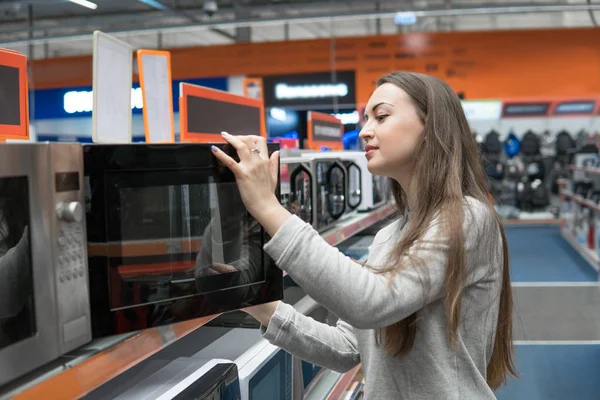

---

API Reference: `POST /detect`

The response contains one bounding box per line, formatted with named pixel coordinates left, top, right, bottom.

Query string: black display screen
left=55, top=172, right=80, bottom=193
left=0, top=65, right=20, bottom=126
left=502, top=103, right=551, bottom=117
left=0, top=176, right=36, bottom=350
left=554, top=101, right=596, bottom=115
left=187, top=96, right=262, bottom=136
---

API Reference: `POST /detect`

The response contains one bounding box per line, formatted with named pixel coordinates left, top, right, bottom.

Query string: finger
left=241, top=136, right=266, bottom=160
left=211, top=145, right=242, bottom=174
left=221, top=132, right=252, bottom=162
left=251, top=135, right=269, bottom=155
left=270, top=150, right=280, bottom=188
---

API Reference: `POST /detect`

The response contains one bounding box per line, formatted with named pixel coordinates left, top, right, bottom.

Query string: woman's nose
left=359, top=128, right=374, bottom=140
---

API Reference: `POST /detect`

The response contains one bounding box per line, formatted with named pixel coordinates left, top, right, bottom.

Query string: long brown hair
left=373, top=72, right=517, bottom=390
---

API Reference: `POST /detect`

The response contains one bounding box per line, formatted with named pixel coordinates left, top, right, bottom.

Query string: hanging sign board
left=137, top=49, right=175, bottom=143
left=0, top=48, right=29, bottom=142
left=552, top=100, right=597, bottom=116
left=307, top=111, right=343, bottom=151
left=92, top=31, right=133, bottom=144
left=501, top=101, right=552, bottom=118
left=179, top=83, right=266, bottom=143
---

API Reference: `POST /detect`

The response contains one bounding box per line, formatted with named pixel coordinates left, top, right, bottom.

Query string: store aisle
left=498, top=224, right=600, bottom=400
left=505, top=225, right=597, bottom=282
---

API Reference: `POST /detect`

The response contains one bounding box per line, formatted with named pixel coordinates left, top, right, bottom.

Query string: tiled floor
left=498, top=224, right=600, bottom=399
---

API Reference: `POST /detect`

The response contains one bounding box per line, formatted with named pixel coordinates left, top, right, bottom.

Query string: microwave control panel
left=51, top=144, right=92, bottom=353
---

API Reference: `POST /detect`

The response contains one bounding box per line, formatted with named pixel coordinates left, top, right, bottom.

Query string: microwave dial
left=56, top=201, right=84, bottom=223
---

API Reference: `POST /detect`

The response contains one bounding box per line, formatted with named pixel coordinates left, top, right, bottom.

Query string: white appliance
left=301, top=151, right=389, bottom=212
left=193, top=327, right=297, bottom=400
left=111, top=358, right=240, bottom=400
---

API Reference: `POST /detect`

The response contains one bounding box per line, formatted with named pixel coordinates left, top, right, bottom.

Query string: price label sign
left=307, top=111, right=343, bottom=151
left=179, top=83, right=266, bottom=143
left=0, top=48, right=29, bottom=142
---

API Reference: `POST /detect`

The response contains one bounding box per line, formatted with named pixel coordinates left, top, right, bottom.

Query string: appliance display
left=0, top=142, right=91, bottom=387
left=193, top=328, right=295, bottom=400
left=290, top=154, right=347, bottom=232
left=110, top=358, right=241, bottom=400
left=83, top=143, right=283, bottom=338
left=302, top=151, right=388, bottom=212
left=280, top=157, right=314, bottom=226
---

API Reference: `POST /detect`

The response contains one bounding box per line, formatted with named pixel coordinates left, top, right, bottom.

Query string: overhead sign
left=179, top=83, right=266, bottom=143
left=553, top=100, right=596, bottom=116
left=307, top=111, right=343, bottom=151
left=64, top=88, right=143, bottom=114
left=502, top=102, right=552, bottom=118
left=262, top=71, right=356, bottom=108
left=0, top=48, right=29, bottom=141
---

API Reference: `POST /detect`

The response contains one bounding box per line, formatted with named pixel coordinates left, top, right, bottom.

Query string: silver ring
left=250, top=147, right=261, bottom=155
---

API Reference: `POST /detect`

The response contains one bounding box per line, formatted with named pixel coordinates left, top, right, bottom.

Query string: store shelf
left=6, top=315, right=221, bottom=400
left=322, top=204, right=396, bottom=247
left=326, top=365, right=362, bottom=400
left=560, top=228, right=600, bottom=272
left=5, top=205, right=395, bottom=399
left=560, top=190, right=600, bottom=213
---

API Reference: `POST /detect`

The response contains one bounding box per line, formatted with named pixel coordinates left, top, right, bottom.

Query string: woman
left=211, top=72, right=517, bottom=399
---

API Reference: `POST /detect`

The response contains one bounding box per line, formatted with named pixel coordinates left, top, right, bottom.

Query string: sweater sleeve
left=264, top=199, right=496, bottom=330
left=262, top=301, right=360, bottom=373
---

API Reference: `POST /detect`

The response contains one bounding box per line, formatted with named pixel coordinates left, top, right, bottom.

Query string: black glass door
left=0, top=176, right=35, bottom=350
left=105, top=169, right=267, bottom=312
left=290, top=166, right=313, bottom=225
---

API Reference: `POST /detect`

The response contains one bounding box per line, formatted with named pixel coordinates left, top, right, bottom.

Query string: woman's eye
left=376, top=114, right=388, bottom=122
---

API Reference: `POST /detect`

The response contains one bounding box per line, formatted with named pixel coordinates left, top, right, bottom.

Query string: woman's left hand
left=211, top=132, right=281, bottom=220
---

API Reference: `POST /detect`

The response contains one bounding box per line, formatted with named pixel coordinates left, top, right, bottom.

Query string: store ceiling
left=0, top=0, right=598, bottom=59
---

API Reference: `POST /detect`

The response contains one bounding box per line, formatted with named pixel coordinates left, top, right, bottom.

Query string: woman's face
left=359, top=83, right=425, bottom=181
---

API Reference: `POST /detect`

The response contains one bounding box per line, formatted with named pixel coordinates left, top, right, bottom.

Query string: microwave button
left=56, top=201, right=84, bottom=223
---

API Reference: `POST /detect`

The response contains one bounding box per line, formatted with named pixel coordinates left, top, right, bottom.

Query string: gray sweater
left=262, top=197, right=503, bottom=399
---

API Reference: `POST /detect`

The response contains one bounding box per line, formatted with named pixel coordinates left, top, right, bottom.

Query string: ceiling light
left=68, top=0, right=98, bottom=10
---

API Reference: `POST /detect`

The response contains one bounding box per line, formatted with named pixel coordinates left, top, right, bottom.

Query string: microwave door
left=290, top=166, right=313, bottom=226
left=346, top=162, right=362, bottom=210
left=326, top=163, right=346, bottom=220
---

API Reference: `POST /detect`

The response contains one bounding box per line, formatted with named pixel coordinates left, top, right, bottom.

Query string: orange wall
left=29, top=28, right=600, bottom=103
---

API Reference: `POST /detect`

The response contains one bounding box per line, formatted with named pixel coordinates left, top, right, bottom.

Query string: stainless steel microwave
left=83, top=143, right=284, bottom=338
left=0, top=142, right=92, bottom=387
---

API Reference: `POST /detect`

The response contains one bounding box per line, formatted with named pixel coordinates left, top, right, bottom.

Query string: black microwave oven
left=83, top=143, right=283, bottom=338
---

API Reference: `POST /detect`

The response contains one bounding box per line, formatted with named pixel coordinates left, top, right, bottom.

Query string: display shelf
left=326, top=365, right=362, bottom=400
left=322, top=204, right=396, bottom=247
left=5, top=315, right=221, bottom=400
left=560, top=189, right=600, bottom=213
left=4, top=205, right=395, bottom=399
left=560, top=228, right=600, bottom=272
